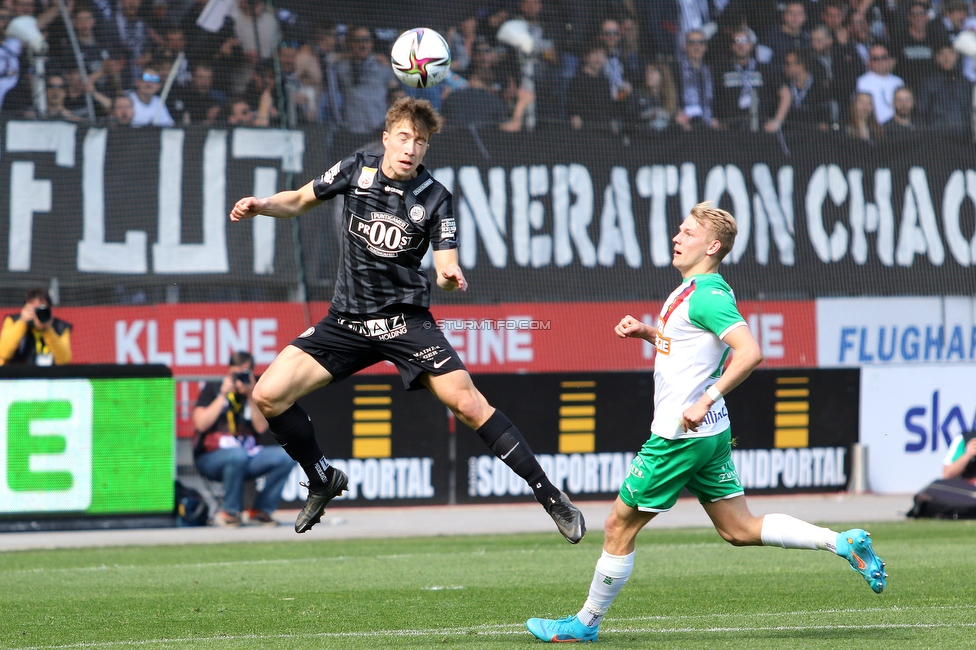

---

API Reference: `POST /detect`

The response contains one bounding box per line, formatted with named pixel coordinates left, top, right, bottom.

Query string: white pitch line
left=8, top=608, right=976, bottom=650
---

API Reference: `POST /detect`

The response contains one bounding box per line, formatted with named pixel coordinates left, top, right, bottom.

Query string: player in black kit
left=229, top=97, right=585, bottom=543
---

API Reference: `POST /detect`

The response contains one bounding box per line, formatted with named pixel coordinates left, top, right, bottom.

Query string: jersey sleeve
left=428, top=195, right=458, bottom=251
left=688, top=282, right=746, bottom=339
left=311, top=154, right=357, bottom=201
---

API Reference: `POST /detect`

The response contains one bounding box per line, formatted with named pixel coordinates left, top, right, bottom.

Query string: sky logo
left=903, top=390, right=975, bottom=453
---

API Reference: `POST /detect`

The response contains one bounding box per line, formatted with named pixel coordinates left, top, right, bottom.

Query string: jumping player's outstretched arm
left=432, top=248, right=468, bottom=292
left=229, top=179, right=323, bottom=222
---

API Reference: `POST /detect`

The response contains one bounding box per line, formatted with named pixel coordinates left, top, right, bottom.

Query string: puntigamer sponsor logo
left=0, top=380, right=93, bottom=512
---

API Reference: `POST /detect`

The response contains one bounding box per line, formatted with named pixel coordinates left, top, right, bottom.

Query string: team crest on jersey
left=408, top=204, right=426, bottom=222
left=358, top=166, right=377, bottom=189
left=349, top=211, right=423, bottom=258
left=319, top=161, right=341, bottom=185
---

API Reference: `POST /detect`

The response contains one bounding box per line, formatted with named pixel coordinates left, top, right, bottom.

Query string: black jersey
left=312, top=151, right=458, bottom=314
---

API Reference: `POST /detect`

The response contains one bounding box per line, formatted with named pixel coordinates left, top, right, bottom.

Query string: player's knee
left=452, top=391, right=489, bottom=427
left=251, top=382, right=280, bottom=417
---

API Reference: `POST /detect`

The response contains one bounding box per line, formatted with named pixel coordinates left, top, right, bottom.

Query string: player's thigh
left=253, top=345, right=333, bottom=413
left=684, top=430, right=744, bottom=505
left=619, top=435, right=710, bottom=512
left=421, top=369, right=492, bottom=427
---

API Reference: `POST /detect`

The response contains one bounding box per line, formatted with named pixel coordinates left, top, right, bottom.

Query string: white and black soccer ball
left=390, top=27, right=452, bottom=88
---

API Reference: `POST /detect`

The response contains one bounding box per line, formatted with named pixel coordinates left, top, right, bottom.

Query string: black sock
left=266, top=403, right=332, bottom=486
left=477, top=409, right=558, bottom=506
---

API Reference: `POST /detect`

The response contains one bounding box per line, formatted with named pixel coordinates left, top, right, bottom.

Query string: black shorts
left=290, top=305, right=467, bottom=390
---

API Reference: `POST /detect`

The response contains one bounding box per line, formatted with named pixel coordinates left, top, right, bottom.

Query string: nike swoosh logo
left=354, top=189, right=369, bottom=195
left=500, top=442, right=519, bottom=459
left=432, top=357, right=450, bottom=368
left=851, top=551, right=866, bottom=570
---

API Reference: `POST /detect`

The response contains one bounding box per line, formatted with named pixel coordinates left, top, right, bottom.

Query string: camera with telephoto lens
left=34, top=305, right=52, bottom=324
left=232, top=370, right=254, bottom=384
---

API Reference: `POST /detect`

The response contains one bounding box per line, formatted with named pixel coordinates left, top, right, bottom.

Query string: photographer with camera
left=193, top=351, right=295, bottom=527
left=0, top=288, right=72, bottom=366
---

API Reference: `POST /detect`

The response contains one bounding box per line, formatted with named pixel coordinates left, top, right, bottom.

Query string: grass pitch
left=1, top=519, right=975, bottom=649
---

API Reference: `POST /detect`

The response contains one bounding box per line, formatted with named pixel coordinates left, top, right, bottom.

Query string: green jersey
left=651, top=273, right=746, bottom=440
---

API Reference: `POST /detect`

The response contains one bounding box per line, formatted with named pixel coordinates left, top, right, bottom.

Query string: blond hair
left=690, top=201, right=737, bottom=261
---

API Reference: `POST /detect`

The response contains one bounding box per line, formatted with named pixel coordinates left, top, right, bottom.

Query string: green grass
left=1, top=520, right=975, bottom=649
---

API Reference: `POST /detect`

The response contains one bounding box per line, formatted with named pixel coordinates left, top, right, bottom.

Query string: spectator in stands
left=28, top=72, right=84, bottom=122
left=674, top=29, right=718, bottom=130
left=232, top=0, right=279, bottom=92
left=892, top=0, right=950, bottom=91
left=306, top=21, right=342, bottom=127
left=820, top=0, right=849, bottom=37
left=154, top=27, right=192, bottom=89
left=629, top=61, right=677, bottom=131
left=940, top=0, right=970, bottom=41
left=63, top=66, right=112, bottom=121
left=714, top=27, right=775, bottom=131
left=171, top=62, right=225, bottom=124
left=856, top=43, right=903, bottom=123
left=181, top=0, right=244, bottom=94
left=810, top=23, right=863, bottom=126
left=128, top=66, right=176, bottom=126
left=242, top=59, right=280, bottom=123
left=760, top=1, right=810, bottom=69
left=226, top=93, right=270, bottom=126
left=917, top=43, right=974, bottom=134
left=943, top=432, right=976, bottom=481
left=111, top=0, right=151, bottom=84
left=568, top=45, right=619, bottom=131
left=334, top=26, right=396, bottom=135
left=278, top=40, right=318, bottom=125
left=766, top=49, right=831, bottom=131
left=849, top=0, right=890, bottom=42
left=0, top=8, right=23, bottom=113
left=512, top=0, right=562, bottom=108
left=847, top=11, right=874, bottom=66
left=599, top=18, right=637, bottom=102
left=847, top=91, right=885, bottom=142
left=0, top=288, right=71, bottom=366
left=193, top=351, right=294, bottom=528
left=110, top=93, right=135, bottom=125
left=447, top=9, right=478, bottom=73
left=884, top=86, right=918, bottom=137
left=441, top=39, right=533, bottom=131
left=50, top=6, right=117, bottom=84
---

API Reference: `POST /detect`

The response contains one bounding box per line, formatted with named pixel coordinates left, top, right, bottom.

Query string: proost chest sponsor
left=860, top=365, right=976, bottom=494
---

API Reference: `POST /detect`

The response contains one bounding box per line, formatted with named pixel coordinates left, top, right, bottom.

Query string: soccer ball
left=390, top=28, right=452, bottom=88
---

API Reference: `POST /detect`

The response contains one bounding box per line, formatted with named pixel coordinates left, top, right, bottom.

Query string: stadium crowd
left=0, top=0, right=972, bottom=137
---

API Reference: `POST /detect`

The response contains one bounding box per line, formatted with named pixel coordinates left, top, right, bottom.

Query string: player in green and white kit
left=526, top=202, right=887, bottom=644
left=943, top=433, right=976, bottom=480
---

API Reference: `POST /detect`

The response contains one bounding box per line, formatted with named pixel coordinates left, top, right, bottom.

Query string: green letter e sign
left=1, top=380, right=93, bottom=512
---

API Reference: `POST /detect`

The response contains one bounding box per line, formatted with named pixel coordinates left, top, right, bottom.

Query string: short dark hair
left=229, top=350, right=254, bottom=367
left=25, top=288, right=51, bottom=304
